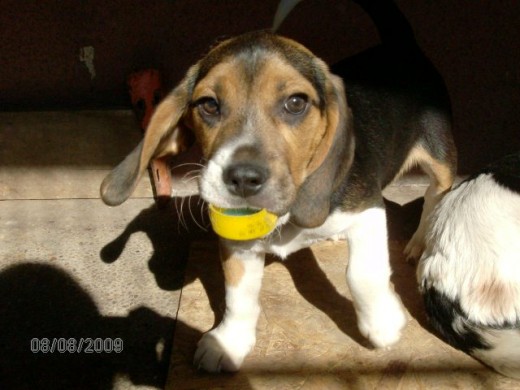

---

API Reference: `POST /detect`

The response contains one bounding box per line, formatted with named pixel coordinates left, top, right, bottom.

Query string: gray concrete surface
left=0, top=111, right=205, bottom=389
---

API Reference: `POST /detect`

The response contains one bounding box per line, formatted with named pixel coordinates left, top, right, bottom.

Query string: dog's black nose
left=223, top=163, right=268, bottom=197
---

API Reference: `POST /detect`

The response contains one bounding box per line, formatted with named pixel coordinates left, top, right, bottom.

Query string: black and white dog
left=418, top=152, right=520, bottom=379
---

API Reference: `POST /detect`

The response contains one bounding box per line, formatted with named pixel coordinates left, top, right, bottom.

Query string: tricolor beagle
left=101, top=2, right=457, bottom=372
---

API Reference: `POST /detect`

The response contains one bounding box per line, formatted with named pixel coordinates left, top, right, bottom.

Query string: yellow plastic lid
left=208, top=205, right=278, bottom=241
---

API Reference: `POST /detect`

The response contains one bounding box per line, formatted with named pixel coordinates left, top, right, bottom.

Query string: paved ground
left=0, top=111, right=205, bottom=389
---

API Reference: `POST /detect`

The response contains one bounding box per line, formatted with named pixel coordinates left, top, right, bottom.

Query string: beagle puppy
left=418, top=152, right=520, bottom=379
left=101, top=5, right=456, bottom=372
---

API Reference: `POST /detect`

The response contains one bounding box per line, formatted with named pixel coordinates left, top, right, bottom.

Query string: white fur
left=344, top=208, right=406, bottom=347
left=194, top=249, right=265, bottom=372
left=418, top=174, right=520, bottom=326
left=199, top=139, right=250, bottom=209
left=473, top=329, right=520, bottom=379
left=265, top=210, right=354, bottom=258
left=199, top=135, right=292, bottom=214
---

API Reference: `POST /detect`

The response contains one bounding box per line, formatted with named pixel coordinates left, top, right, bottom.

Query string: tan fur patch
left=190, top=60, right=247, bottom=156
left=469, top=280, right=520, bottom=322
left=219, top=244, right=245, bottom=287
left=399, top=145, right=454, bottom=194
left=256, top=56, right=327, bottom=186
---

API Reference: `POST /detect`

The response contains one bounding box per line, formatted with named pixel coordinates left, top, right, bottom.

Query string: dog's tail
left=272, top=0, right=417, bottom=50
left=353, top=0, right=417, bottom=50
left=272, top=0, right=303, bottom=32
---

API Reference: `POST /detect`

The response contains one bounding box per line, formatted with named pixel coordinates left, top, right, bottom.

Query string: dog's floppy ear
left=291, top=74, right=354, bottom=228
left=100, top=65, right=199, bottom=206
left=307, top=73, right=348, bottom=174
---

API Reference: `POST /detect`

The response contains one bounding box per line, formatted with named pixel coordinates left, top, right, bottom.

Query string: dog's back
left=418, top=152, right=520, bottom=379
left=332, top=0, right=455, bottom=192
left=326, top=0, right=457, bottom=259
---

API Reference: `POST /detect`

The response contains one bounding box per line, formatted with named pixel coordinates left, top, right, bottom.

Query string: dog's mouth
left=205, top=196, right=284, bottom=217
left=199, top=180, right=292, bottom=217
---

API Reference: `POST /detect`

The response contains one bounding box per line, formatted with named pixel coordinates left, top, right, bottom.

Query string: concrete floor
left=1, top=111, right=518, bottom=389
left=0, top=111, right=206, bottom=389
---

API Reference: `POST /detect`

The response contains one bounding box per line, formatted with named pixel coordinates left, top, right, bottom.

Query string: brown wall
left=1, top=0, right=519, bottom=172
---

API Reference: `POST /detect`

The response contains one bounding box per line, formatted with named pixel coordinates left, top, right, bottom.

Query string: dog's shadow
left=385, top=196, right=431, bottom=327
left=99, top=196, right=228, bottom=325
left=100, top=195, right=213, bottom=290
left=280, top=249, right=367, bottom=345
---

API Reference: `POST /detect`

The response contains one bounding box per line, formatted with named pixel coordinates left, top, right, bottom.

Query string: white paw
left=357, top=292, right=407, bottom=348
left=404, top=233, right=425, bottom=262
left=193, top=327, right=256, bottom=372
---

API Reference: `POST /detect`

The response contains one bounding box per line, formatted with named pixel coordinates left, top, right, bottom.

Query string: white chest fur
left=261, top=210, right=355, bottom=259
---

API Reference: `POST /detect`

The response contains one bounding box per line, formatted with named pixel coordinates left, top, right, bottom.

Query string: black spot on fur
left=486, top=152, right=520, bottom=194
left=463, top=152, right=520, bottom=194
left=422, top=286, right=490, bottom=353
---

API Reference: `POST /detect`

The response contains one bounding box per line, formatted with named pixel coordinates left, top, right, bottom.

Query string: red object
left=128, top=69, right=163, bottom=132
left=128, top=69, right=172, bottom=207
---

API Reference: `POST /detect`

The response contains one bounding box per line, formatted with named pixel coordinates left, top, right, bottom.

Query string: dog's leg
left=194, top=241, right=265, bottom=372
left=404, top=145, right=455, bottom=261
left=346, top=207, right=407, bottom=348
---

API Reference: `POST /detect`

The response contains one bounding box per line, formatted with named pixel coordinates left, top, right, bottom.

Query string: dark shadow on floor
left=385, top=196, right=432, bottom=327
left=385, top=196, right=424, bottom=242
left=100, top=195, right=228, bottom=329
left=100, top=195, right=213, bottom=291
left=282, top=250, right=368, bottom=346
left=0, top=262, right=203, bottom=390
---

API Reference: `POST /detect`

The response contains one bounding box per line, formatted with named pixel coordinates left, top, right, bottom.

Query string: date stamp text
left=31, top=338, right=123, bottom=353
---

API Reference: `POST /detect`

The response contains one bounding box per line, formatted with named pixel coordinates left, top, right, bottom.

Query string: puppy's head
left=101, top=31, right=350, bottom=227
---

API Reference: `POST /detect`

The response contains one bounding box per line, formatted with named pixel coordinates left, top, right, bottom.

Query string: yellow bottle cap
left=208, top=205, right=278, bottom=241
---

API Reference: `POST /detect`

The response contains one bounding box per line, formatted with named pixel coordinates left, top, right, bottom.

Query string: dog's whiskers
left=186, top=194, right=209, bottom=232
left=173, top=162, right=206, bottom=170
left=179, top=169, right=201, bottom=182
left=182, top=174, right=201, bottom=184
left=178, top=196, right=190, bottom=232
left=172, top=198, right=183, bottom=233
left=198, top=197, right=211, bottom=229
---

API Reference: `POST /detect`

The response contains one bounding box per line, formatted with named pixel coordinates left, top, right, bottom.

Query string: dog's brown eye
left=284, top=94, right=308, bottom=115
left=198, top=98, right=220, bottom=117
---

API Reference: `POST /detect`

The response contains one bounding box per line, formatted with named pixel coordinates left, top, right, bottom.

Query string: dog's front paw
left=357, top=292, right=407, bottom=348
left=194, top=327, right=256, bottom=372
